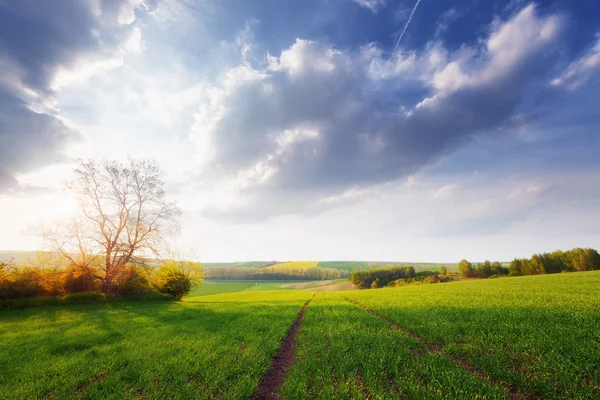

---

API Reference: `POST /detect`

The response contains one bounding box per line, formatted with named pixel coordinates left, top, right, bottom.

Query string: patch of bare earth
left=345, top=299, right=538, bottom=400
left=282, top=280, right=335, bottom=290
left=252, top=297, right=313, bottom=400
left=311, top=281, right=357, bottom=292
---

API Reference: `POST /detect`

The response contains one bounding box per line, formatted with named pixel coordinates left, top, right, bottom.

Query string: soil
left=252, top=297, right=313, bottom=400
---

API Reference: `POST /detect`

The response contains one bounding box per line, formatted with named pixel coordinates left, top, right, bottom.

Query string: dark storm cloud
left=0, top=0, right=144, bottom=191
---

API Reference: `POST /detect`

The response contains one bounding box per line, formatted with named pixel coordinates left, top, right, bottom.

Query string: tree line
left=350, top=267, right=442, bottom=289
left=508, top=248, right=600, bottom=276
left=351, top=247, right=600, bottom=290
left=458, top=248, right=600, bottom=278
left=205, top=265, right=348, bottom=280
left=457, top=260, right=509, bottom=278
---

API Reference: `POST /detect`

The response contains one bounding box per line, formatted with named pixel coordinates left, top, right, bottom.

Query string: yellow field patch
left=270, top=261, right=319, bottom=269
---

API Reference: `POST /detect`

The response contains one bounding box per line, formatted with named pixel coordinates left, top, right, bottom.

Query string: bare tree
left=42, top=159, right=181, bottom=293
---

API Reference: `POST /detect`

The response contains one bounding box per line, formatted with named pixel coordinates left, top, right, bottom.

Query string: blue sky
left=0, top=0, right=599, bottom=262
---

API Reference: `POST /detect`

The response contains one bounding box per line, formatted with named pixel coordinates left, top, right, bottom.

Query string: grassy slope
left=269, top=261, right=319, bottom=269
left=0, top=291, right=312, bottom=399
left=282, top=294, right=506, bottom=399
left=202, top=261, right=274, bottom=268
left=337, top=271, right=600, bottom=398
left=187, top=280, right=258, bottom=297
left=1, top=251, right=459, bottom=272
left=317, top=261, right=459, bottom=272
left=1, top=272, right=598, bottom=399
left=0, top=250, right=38, bottom=262
left=188, top=279, right=351, bottom=297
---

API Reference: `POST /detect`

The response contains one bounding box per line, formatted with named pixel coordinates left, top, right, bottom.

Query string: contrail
left=392, top=0, right=423, bottom=54
left=373, top=0, right=423, bottom=93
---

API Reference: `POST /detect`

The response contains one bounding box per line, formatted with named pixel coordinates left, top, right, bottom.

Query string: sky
left=1, top=0, right=599, bottom=262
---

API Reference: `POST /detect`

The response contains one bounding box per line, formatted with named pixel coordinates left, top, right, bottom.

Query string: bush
left=64, top=265, right=102, bottom=294
left=0, top=267, right=45, bottom=300
left=63, top=291, right=105, bottom=305
left=118, top=266, right=153, bottom=296
left=0, top=296, right=62, bottom=310
left=156, top=271, right=192, bottom=300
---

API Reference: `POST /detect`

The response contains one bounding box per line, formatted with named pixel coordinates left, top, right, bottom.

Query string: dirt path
left=252, top=297, right=314, bottom=400
left=345, top=299, right=537, bottom=400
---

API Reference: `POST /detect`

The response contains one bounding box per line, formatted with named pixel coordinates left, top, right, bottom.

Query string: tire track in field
left=253, top=296, right=315, bottom=400
left=344, top=298, right=538, bottom=400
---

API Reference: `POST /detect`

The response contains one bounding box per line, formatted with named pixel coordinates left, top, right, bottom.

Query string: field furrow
left=253, top=296, right=314, bottom=400
left=0, top=291, right=313, bottom=399
left=282, top=294, right=508, bottom=399
left=345, top=298, right=533, bottom=400
left=341, top=272, right=600, bottom=399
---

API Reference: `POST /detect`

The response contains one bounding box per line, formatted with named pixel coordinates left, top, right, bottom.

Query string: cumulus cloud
left=0, top=0, right=146, bottom=191
left=192, top=4, right=583, bottom=220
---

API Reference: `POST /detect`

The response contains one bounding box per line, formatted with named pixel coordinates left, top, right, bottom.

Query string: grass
left=203, top=261, right=274, bottom=268
left=186, top=279, right=349, bottom=297
left=282, top=294, right=506, bottom=399
left=1, top=272, right=598, bottom=399
left=339, top=271, right=600, bottom=398
left=317, top=261, right=459, bottom=272
left=0, top=291, right=312, bottom=399
left=187, top=280, right=258, bottom=296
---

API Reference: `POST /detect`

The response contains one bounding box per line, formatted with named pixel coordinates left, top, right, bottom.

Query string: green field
left=202, top=261, right=275, bottom=268
left=0, top=291, right=312, bottom=399
left=1, top=252, right=459, bottom=273
left=317, top=261, right=459, bottom=272
left=1, top=272, right=598, bottom=399
left=188, top=279, right=351, bottom=297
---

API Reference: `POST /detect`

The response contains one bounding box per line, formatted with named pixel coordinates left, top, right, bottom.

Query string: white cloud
left=552, top=34, right=600, bottom=89
left=352, top=0, right=386, bottom=13
left=432, top=184, right=460, bottom=199
left=189, top=4, right=574, bottom=221
left=269, top=39, right=343, bottom=77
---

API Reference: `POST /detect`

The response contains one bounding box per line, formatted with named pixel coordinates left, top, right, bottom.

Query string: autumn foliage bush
left=0, top=252, right=202, bottom=303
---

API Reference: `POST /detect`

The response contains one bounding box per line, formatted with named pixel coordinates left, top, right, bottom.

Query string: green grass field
left=0, top=291, right=312, bottom=399
left=202, top=261, right=275, bottom=268
left=1, top=272, right=598, bottom=399
left=188, top=279, right=351, bottom=297
left=317, top=261, right=459, bottom=272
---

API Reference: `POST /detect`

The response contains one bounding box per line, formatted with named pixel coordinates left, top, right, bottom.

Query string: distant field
left=2, top=272, right=598, bottom=398
left=0, top=250, right=37, bottom=263
left=269, top=261, right=319, bottom=269
left=187, top=280, right=258, bottom=296
left=318, top=260, right=458, bottom=272
left=202, top=261, right=274, bottom=268
left=188, top=279, right=351, bottom=297
left=1, top=251, right=460, bottom=273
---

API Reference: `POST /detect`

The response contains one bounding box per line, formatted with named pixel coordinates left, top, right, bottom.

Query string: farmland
left=187, top=279, right=351, bottom=297
left=1, top=272, right=599, bottom=399
left=316, top=261, right=458, bottom=272
left=0, top=291, right=313, bottom=399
